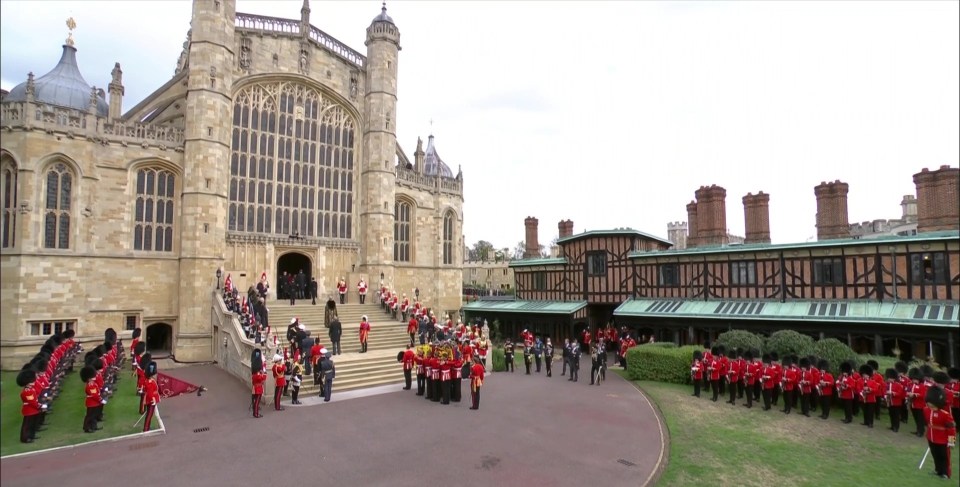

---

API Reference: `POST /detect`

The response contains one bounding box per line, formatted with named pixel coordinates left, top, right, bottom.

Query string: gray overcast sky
left=2, top=1, right=957, bottom=251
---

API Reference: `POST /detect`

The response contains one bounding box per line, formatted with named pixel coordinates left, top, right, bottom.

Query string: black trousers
left=719, top=379, right=726, bottom=396
left=252, top=394, right=262, bottom=417
left=291, top=385, right=300, bottom=403
left=360, top=294, right=366, bottom=304
left=416, top=373, right=425, bottom=395
left=274, top=386, right=283, bottom=410
left=83, top=406, right=98, bottom=432
left=505, top=354, right=514, bottom=372
left=843, top=398, right=853, bottom=422
left=889, top=405, right=900, bottom=431
left=693, top=380, right=701, bottom=397
left=852, top=398, right=860, bottom=416
left=440, top=379, right=450, bottom=405
left=928, top=441, right=949, bottom=477
left=403, top=368, right=412, bottom=389
left=143, top=404, right=156, bottom=432
left=820, top=394, right=832, bottom=419
left=912, top=408, right=925, bottom=435
left=810, top=390, right=819, bottom=412
left=409, top=333, right=415, bottom=347
left=782, top=389, right=793, bottom=413
left=772, top=386, right=780, bottom=406
left=20, top=414, right=40, bottom=442
left=452, top=378, right=462, bottom=402
left=471, top=385, right=481, bottom=409
left=800, top=393, right=810, bottom=415
left=562, top=357, right=568, bottom=375
left=570, top=365, right=578, bottom=382
left=426, top=377, right=434, bottom=400
left=711, top=379, right=720, bottom=401
left=762, top=388, right=772, bottom=410
left=862, top=402, right=875, bottom=426
left=339, top=293, right=345, bottom=304
left=525, top=358, right=531, bottom=374
left=901, top=404, right=909, bottom=423
left=545, top=359, right=552, bottom=377
left=431, top=377, right=440, bottom=402
left=331, top=339, right=341, bottom=355
left=535, top=356, right=542, bottom=372
left=745, top=384, right=754, bottom=407
left=728, top=382, right=738, bottom=404
left=753, top=382, right=761, bottom=401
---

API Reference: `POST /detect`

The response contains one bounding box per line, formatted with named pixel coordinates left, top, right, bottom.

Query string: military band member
left=924, top=386, right=956, bottom=480
left=908, top=368, right=928, bottom=436
left=402, top=346, right=415, bottom=390
left=743, top=350, right=760, bottom=408
left=430, top=354, right=442, bottom=402
left=469, top=357, right=485, bottom=410
left=590, top=344, right=602, bottom=385
left=290, top=358, right=304, bottom=405
left=440, top=358, right=452, bottom=405
left=725, top=349, right=740, bottom=406
left=452, top=353, right=464, bottom=402
left=142, top=361, right=160, bottom=432
left=948, top=368, right=960, bottom=425
left=272, top=354, right=286, bottom=411
left=883, top=368, right=905, bottom=432
left=859, top=364, right=877, bottom=428
left=807, top=356, right=821, bottom=413
left=817, top=359, right=834, bottom=420
left=504, top=339, right=515, bottom=373
left=838, top=361, right=856, bottom=423
left=129, top=328, right=142, bottom=372
left=562, top=339, right=571, bottom=376
left=761, top=354, right=776, bottom=410
left=407, top=316, right=418, bottom=348
left=691, top=350, right=704, bottom=398
left=708, top=347, right=722, bottom=402
left=780, top=357, right=798, bottom=414
left=702, top=343, right=714, bottom=392
left=357, top=278, right=368, bottom=304
left=769, top=352, right=782, bottom=406
left=415, top=348, right=426, bottom=396
left=533, top=337, right=543, bottom=373
left=896, top=361, right=912, bottom=425
left=425, top=352, right=435, bottom=400
left=81, top=366, right=103, bottom=432
left=523, top=345, right=533, bottom=375
left=338, top=278, right=348, bottom=304
left=544, top=338, right=554, bottom=378
left=18, top=369, right=45, bottom=443
left=798, top=358, right=813, bottom=416
left=568, top=342, right=580, bottom=382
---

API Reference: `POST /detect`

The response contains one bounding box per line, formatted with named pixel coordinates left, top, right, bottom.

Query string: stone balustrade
left=396, top=167, right=463, bottom=196
left=235, top=12, right=366, bottom=70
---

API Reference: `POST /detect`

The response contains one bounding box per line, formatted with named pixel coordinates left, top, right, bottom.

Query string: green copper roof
left=628, top=230, right=959, bottom=259
left=462, top=300, right=588, bottom=315
left=614, top=298, right=959, bottom=328
left=509, top=257, right=566, bottom=268
left=558, top=229, right=673, bottom=247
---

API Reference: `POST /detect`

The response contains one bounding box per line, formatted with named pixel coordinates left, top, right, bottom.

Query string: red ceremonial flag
left=156, top=372, right=200, bottom=398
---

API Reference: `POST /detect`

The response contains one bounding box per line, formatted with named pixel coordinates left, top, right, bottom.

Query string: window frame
left=729, top=260, right=756, bottom=286
left=394, top=199, right=412, bottom=262
left=28, top=320, right=76, bottom=337
left=812, top=257, right=844, bottom=286
left=42, top=162, right=74, bottom=249
left=532, top=272, right=547, bottom=291
left=1, top=159, right=17, bottom=249
left=586, top=251, right=607, bottom=277
left=909, top=252, right=948, bottom=285
left=133, top=168, right=177, bottom=252
left=658, top=263, right=680, bottom=287
left=442, top=212, right=454, bottom=265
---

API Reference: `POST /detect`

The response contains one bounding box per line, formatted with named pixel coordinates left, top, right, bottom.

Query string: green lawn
left=1, top=368, right=149, bottom=457
left=628, top=376, right=959, bottom=487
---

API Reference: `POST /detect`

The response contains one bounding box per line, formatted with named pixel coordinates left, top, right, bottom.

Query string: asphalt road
left=0, top=357, right=665, bottom=487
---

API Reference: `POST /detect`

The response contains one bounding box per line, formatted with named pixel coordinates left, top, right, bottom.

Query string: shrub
left=857, top=354, right=900, bottom=376
left=715, top=330, right=765, bottom=354
left=640, top=342, right=677, bottom=349
left=491, top=348, right=506, bottom=372
left=626, top=345, right=701, bottom=384
left=765, top=330, right=814, bottom=358
left=807, top=338, right=858, bottom=376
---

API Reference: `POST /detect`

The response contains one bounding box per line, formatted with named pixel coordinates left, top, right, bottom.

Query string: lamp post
left=216, top=268, right=222, bottom=290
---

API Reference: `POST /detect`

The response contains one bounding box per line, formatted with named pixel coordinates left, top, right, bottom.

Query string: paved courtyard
left=0, top=359, right=665, bottom=487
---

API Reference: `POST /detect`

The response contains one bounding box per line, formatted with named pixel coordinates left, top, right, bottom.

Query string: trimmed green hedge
left=765, top=330, right=814, bottom=358
left=715, top=330, right=765, bottom=354
left=640, top=342, right=677, bottom=349
left=626, top=345, right=700, bottom=384
left=807, top=338, right=858, bottom=376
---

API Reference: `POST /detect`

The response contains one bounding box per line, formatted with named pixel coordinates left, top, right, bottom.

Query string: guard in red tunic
left=129, top=328, right=142, bottom=372
left=947, top=367, right=960, bottom=425
left=251, top=349, right=266, bottom=418
left=859, top=364, right=878, bottom=428
left=691, top=350, right=704, bottom=398
left=440, top=358, right=452, bottom=405
left=452, top=352, right=464, bottom=402
left=337, top=278, right=348, bottom=304
left=430, top=355, right=442, bottom=402
left=18, top=369, right=45, bottom=443
left=883, top=368, right=905, bottom=432
left=358, top=316, right=371, bottom=353
left=82, top=366, right=103, bottom=432
left=817, top=359, right=834, bottom=419
left=708, top=347, right=723, bottom=402
left=415, top=348, right=426, bottom=396
left=401, top=345, right=415, bottom=390
left=798, top=358, right=814, bottom=416
left=469, top=357, right=485, bottom=410
left=838, top=361, right=856, bottom=423
left=743, top=351, right=760, bottom=408
left=400, top=295, right=410, bottom=321
left=142, top=361, right=161, bottom=432
left=924, top=387, right=956, bottom=480
left=908, top=368, right=928, bottom=436
left=407, top=316, right=418, bottom=347
left=725, top=349, right=740, bottom=406
left=137, top=352, right=152, bottom=414
left=760, top=354, right=776, bottom=410
left=424, top=351, right=434, bottom=400
left=357, top=278, right=368, bottom=304
left=272, top=354, right=286, bottom=411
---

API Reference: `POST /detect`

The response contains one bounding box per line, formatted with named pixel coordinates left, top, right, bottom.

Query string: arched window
left=443, top=212, right=454, bottom=265
left=43, top=163, right=73, bottom=249
left=394, top=200, right=411, bottom=262
left=1, top=157, right=17, bottom=248
left=134, top=168, right=176, bottom=252
left=230, top=81, right=357, bottom=239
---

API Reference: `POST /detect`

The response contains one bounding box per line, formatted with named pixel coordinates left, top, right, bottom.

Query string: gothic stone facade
left=0, top=0, right=463, bottom=369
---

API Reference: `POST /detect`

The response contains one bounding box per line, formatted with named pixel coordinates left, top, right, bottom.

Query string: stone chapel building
left=0, top=0, right=464, bottom=367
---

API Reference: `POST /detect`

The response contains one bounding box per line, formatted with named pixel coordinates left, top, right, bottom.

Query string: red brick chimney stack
left=558, top=219, right=574, bottom=238
left=743, top=191, right=771, bottom=244
left=524, top=216, right=540, bottom=259
left=695, top=185, right=729, bottom=246
left=814, top=180, right=851, bottom=240
left=686, top=201, right=699, bottom=248
left=913, top=165, right=960, bottom=233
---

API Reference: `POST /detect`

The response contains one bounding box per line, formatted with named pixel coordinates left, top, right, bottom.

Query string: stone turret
left=667, top=221, right=688, bottom=250
left=414, top=137, right=425, bottom=174
left=814, top=180, right=851, bottom=240
left=742, top=191, right=771, bottom=244
left=108, top=62, right=124, bottom=120
left=914, top=165, right=959, bottom=233
left=360, top=3, right=400, bottom=278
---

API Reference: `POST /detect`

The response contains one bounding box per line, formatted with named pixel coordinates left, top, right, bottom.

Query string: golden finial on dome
left=66, top=17, right=76, bottom=46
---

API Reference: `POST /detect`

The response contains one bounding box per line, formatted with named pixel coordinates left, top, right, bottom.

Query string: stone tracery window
left=443, top=211, right=454, bottom=265
left=43, top=163, right=72, bottom=249
left=229, top=81, right=356, bottom=239
left=394, top=200, right=411, bottom=262
left=1, top=157, right=16, bottom=248
left=134, top=168, right=176, bottom=252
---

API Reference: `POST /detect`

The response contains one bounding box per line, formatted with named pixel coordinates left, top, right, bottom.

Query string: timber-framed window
left=587, top=251, right=607, bottom=276
left=532, top=272, right=547, bottom=291
left=813, top=257, right=844, bottom=285
left=730, top=261, right=756, bottom=285
left=910, top=252, right=948, bottom=284
left=658, top=263, right=680, bottom=286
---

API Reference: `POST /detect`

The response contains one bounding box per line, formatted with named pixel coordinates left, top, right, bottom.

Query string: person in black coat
left=319, top=354, right=336, bottom=402
left=328, top=318, right=342, bottom=355
left=310, top=277, right=318, bottom=305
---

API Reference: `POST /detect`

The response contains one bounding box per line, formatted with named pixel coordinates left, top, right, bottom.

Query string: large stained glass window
left=44, top=163, right=72, bottom=249
left=134, top=168, right=176, bottom=251
left=1, top=156, right=16, bottom=248
left=394, top=200, right=411, bottom=262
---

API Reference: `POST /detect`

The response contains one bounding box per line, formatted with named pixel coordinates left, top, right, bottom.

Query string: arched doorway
left=145, top=322, right=173, bottom=355
left=276, top=252, right=312, bottom=300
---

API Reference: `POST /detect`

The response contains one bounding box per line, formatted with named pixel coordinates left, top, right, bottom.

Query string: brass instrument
left=883, top=382, right=893, bottom=408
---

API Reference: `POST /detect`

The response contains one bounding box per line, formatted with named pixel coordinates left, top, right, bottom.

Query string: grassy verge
left=621, top=373, right=958, bottom=486
left=2, top=368, right=149, bottom=457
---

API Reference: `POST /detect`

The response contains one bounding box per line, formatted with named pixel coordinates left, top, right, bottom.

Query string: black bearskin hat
left=744, top=350, right=753, bottom=361
left=693, top=350, right=703, bottom=360
left=105, top=328, right=117, bottom=343
left=84, top=351, right=97, bottom=366
left=817, top=359, right=830, bottom=371
left=21, top=362, right=35, bottom=371
left=806, top=355, right=818, bottom=367
left=840, top=361, right=853, bottom=374
left=885, top=368, right=898, bottom=380
left=859, top=364, right=873, bottom=376
left=132, top=327, right=142, bottom=339
left=782, top=356, right=792, bottom=367
left=867, top=360, right=879, bottom=371
left=949, top=368, right=960, bottom=380
left=16, top=369, right=37, bottom=387
left=703, top=341, right=711, bottom=349
left=251, top=349, right=263, bottom=372
left=907, top=367, right=922, bottom=381
left=314, top=337, right=321, bottom=346
left=103, top=341, right=113, bottom=353
left=62, top=329, right=75, bottom=339
left=711, top=346, right=719, bottom=355
left=397, top=351, right=405, bottom=362
left=140, top=353, right=152, bottom=367
left=92, top=358, right=104, bottom=371
left=762, top=353, right=771, bottom=364
left=751, top=349, right=761, bottom=359
left=925, top=385, right=947, bottom=409
left=717, top=345, right=727, bottom=355
left=799, top=357, right=810, bottom=368
left=93, top=345, right=105, bottom=358
left=770, top=352, right=780, bottom=362
left=895, top=361, right=908, bottom=374
left=933, top=371, right=950, bottom=386
left=40, top=343, right=55, bottom=355
left=134, top=341, right=146, bottom=356
left=736, top=348, right=744, bottom=357
left=727, top=349, right=737, bottom=360
left=80, top=365, right=97, bottom=383
left=145, top=361, right=158, bottom=378
left=920, top=364, right=934, bottom=378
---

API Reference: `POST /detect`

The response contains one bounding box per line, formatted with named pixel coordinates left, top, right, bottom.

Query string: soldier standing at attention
left=358, top=316, right=371, bottom=354
left=544, top=337, right=554, bottom=378
left=142, top=361, right=160, bottom=432
left=523, top=343, right=533, bottom=375
left=561, top=339, right=570, bottom=377
left=401, top=345, right=415, bottom=390
left=338, top=278, right=348, bottom=304
left=271, top=354, right=286, bottom=411
left=816, top=359, right=834, bottom=419
left=251, top=350, right=266, bottom=418
left=358, top=278, right=368, bottom=304
left=568, top=342, right=581, bottom=382
left=533, top=336, right=543, bottom=374
left=469, top=356, right=485, bottom=410
left=503, top=339, right=515, bottom=373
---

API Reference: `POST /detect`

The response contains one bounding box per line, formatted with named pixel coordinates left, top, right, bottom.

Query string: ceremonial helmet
left=799, top=357, right=810, bottom=368
left=16, top=368, right=37, bottom=387
left=693, top=350, right=703, bottom=360
left=251, top=349, right=263, bottom=372
left=907, top=367, right=922, bottom=381
left=273, top=353, right=283, bottom=363
left=80, top=365, right=97, bottom=383
left=894, top=361, right=908, bottom=375
left=132, top=327, right=142, bottom=340
left=105, top=327, right=118, bottom=343
left=134, top=341, right=147, bottom=357
left=62, top=329, right=75, bottom=339
left=933, top=371, right=950, bottom=386
left=145, top=361, right=158, bottom=378
left=866, top=360, right=879, bottom=372
left=744, top=350, right=753, bottom=361
left=920, top=364, right=935, bottom=378
left=884, top=368, right=898, bottom=381
left=925, top=385, right=947, bottom=409
left=817, top=359, right=830, bottom=372
left=770, top=352, right=780, bottom=362
left=858, top=364, right=872, bottom=376
left=102, top=340, right=113, bottom=353
left=839, top=361, right=853, bottom=374
left=949, top=367, right=960, bottom=381
left=140, top=353, right=153, bottom=368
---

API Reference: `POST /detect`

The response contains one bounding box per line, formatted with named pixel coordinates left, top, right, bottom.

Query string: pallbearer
left=251, top=349, right=265, bottom=418
left=142, top=361, right=160, bottom=432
